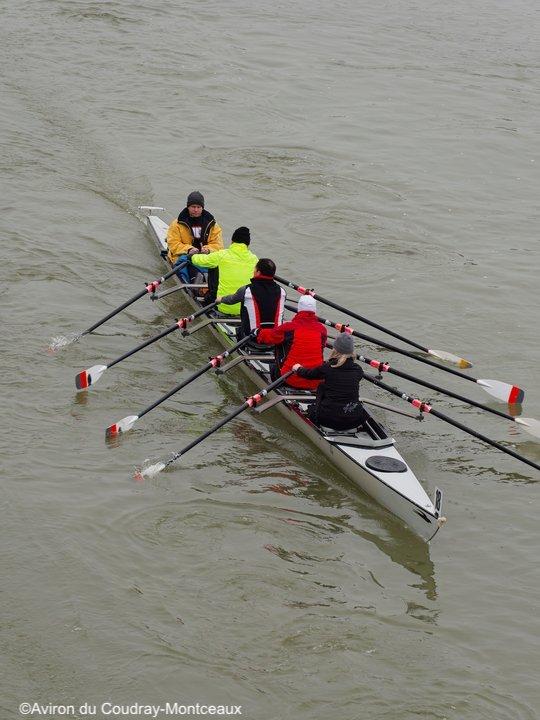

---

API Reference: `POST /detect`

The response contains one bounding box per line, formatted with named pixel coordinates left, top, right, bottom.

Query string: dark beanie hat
left=231, top=226, right=251, bottom=244
left=333, top=333, right=355, bottom=354
left=186, top=190, right=205, bottom=207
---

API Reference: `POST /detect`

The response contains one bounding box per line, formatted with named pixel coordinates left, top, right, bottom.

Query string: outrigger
left=136, top=206, right=446, bottom=541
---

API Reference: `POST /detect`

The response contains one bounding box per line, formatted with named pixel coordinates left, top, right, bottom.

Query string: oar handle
left=363, top=373, right=540, bottom=473
left=165, top=370, right=295, bottom=467
left=276, top=275, right=430, bottom=353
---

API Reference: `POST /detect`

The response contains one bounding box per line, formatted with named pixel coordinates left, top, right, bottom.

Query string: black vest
left=241, top=277, right=285, bottom=335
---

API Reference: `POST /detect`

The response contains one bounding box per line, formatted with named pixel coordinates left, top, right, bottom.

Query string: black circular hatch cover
left=365, top=456, right=407, bottom=473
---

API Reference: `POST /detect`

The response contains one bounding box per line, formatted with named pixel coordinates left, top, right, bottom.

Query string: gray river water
left=1, top=1, right=539, bottom=718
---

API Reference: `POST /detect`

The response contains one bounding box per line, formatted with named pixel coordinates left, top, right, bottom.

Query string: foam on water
left=134, top=460, right=166, bottom=482
left=47, top=332, right=82, bottom=353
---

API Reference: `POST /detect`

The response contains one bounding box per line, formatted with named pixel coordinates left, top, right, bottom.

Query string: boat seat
left=244, top=340, right=274, bottom=353
left=323, top=434, right=395, bottom=449
left=319, top=424, right=363, bottom=436
left=281, top=386, right=315, bottom=397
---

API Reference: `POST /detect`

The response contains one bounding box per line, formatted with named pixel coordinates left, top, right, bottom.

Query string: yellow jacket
left=166, top=209, right=223, bottom=263
left=191, top=243, right=258, bottom=315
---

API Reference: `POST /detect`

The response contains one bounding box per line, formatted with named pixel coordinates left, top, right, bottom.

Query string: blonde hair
left=329, top=349, right=353, bottom=367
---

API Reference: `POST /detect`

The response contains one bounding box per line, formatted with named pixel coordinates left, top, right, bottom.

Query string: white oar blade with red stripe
left=477, top=379, right=525, bottom=404
left=514, top=417, right=540, bottom=439
left=428, top=349, right=472, bottom=369
left=75, top=364, right=107, bottom=390
left=105, top=415, right=139, bottom=438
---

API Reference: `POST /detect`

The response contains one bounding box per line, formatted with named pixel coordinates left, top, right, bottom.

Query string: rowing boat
left=140, top=206, right=445, bottom=541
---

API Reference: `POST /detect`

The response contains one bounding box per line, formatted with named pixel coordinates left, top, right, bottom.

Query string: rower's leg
left=206, top=268, right=219, bottom=302
left=174, top=255, right=191, bottom=283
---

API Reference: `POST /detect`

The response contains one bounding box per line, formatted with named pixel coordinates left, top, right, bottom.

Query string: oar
left=78, top=262, right=187, bottom=337
left=356, top=353, right=540, bottom=439
left=106, top=334, right=255, bottom=436
left=362, top=373, right=540, bottom=473
left=277, top=275, right=472, bottom=368
left=289, top=303, right=525, bottom=405
left=75, top=300, right=218, bottom=390
left=135, top=370, right=295, bottom=480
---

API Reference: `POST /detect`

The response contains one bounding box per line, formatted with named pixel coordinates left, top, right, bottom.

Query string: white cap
left=298, top=295, right=317, bottom=313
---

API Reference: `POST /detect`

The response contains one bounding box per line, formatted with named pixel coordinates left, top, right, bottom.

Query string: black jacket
left=297, top=357, right=367, bottom=429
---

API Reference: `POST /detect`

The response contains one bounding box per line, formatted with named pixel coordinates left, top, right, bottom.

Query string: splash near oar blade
left=105, top=415, right=139, bottom=438
left=74, top=262, right=187, bottom=340
left=514, top=417, right=540, bottom=439
left=75, top=364, right=107, bottom=390
left=132, top=371, right=295, bottom=481
left=134, top=461, right=167, bottom=481
left=477, top=379, right=524, bottom=404
left=428, top=349, right=472, bottom=369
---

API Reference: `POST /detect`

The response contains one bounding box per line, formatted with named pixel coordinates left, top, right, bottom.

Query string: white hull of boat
left=143, top=210, right=443, bottom=541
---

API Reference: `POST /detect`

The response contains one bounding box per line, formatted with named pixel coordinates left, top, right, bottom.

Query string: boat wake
left=47, top=332, right=82, bottom=353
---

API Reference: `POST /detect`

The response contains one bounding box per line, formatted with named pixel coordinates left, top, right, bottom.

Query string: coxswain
left=166, top=191, right=223, bottom=287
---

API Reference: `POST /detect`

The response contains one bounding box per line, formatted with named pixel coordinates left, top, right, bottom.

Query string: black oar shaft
left=138, top=335, right=253, bottom=420
left=107, top=323, right=180, bottom=370
left=285, top=303, right=475, bottom=384
left=83, top=287, right=149, bottom=335
left=360, top=355, right=513, bottom=422
left=363, top=374, right=540, bottom=473
left=82, top=264, right=183, bottom=335
left=165, top=371, right=294, bottom=468
left=106, top=301, right=219, bottom=371
left=171, top=402, right=251, bottom=462
left=277, top=275, right=429, bottom=352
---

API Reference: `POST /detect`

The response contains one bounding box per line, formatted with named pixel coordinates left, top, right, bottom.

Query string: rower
left=215, top=258, right=286, bottom=341
left=166, top=191, right=223, bottom=290
left=292, top=333, right=368, bottom=430
left=256, top=295, right=327, bottom=391
left=189, top=227, right=258, bottom=316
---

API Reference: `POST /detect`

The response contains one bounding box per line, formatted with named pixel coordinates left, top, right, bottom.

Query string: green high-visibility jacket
left=191, top=243, right=258, bottom=315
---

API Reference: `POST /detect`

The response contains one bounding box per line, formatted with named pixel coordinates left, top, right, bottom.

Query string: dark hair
left=256, top=258, right=276, bottom=276
left=231, top=226, right=251, bottom=245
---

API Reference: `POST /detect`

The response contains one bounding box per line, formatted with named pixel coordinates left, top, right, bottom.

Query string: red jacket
left=257, top=311, right=327, bottom=389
